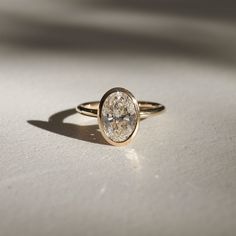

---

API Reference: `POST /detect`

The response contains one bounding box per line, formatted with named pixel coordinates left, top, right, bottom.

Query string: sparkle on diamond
left=101, top=91, right=138, bottom=142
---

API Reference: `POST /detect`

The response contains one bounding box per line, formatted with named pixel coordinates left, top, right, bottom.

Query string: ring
left=76, top=87, right=165, bottom=146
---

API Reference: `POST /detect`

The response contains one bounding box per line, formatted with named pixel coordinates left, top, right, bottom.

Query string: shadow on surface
left=0, top=0, right=235, bottom=66
left=28, top=108, right=109, bottom=145
left=80, top=0, right=236, bottom=21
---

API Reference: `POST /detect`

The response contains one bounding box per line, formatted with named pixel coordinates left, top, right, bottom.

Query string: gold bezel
left=98, top=87, right=140, bottom=146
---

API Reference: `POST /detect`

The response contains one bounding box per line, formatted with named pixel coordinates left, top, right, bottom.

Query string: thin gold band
left=76, top=101, right=165, bottom=119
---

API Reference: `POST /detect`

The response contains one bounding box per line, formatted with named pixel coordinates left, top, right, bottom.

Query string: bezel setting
left=98, top=87, right=140, bottom=146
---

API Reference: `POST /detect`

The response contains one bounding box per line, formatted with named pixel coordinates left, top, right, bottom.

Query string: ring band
left=76, top=87, right=165, bottom=146
left=76, top=101, right=165, bottom=119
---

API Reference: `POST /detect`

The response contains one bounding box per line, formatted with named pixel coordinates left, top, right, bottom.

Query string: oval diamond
left=99, top=88, right=139, bottom=144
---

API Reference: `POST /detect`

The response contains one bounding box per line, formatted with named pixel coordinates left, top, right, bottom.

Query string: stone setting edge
left=98, top=87, right=140, bottom=146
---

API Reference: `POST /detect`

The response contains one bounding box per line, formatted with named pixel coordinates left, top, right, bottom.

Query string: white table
left=0, top=1, right=236, bottom=235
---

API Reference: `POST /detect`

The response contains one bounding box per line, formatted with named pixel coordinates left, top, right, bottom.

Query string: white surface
left=0, top=1, right=236, bottom=236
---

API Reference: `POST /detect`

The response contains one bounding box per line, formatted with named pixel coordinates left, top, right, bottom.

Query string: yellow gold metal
left=76, top=101, right=165, bottom=118
left=76, top=87, right=165, bottom=146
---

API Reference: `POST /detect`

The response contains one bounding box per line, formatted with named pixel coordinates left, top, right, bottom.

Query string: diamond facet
left=99, top=89, right=139, bottom=144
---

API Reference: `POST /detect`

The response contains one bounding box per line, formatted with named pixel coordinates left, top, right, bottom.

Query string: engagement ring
left=76, top=87, right=165, bottom=146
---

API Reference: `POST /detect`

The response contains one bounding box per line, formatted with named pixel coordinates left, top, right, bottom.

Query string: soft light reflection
left=125, top=148, right=141, bottom=171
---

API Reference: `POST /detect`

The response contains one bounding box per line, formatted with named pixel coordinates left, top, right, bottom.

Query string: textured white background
left=0, top=1, right=236, bottom=236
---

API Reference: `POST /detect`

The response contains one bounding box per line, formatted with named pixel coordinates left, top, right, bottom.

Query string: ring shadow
left=27, top=108, right=109, bottom=145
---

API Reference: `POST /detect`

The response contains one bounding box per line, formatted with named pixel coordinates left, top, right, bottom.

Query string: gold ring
left=76, top=87, right=165, bottom=146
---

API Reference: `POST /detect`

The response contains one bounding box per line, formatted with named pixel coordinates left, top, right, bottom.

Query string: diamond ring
left=76, top=87, right=165, bottom=146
